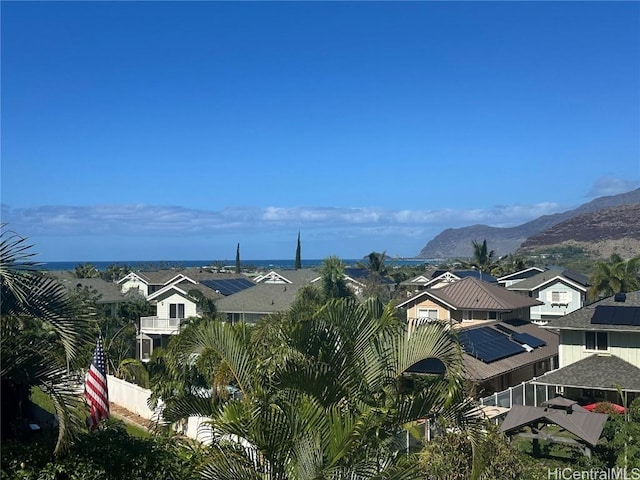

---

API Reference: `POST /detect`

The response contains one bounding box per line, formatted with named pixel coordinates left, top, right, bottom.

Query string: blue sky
left=2, top=1, right=639, bottom=261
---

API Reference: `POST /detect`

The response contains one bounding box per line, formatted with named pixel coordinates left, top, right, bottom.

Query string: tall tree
left=588, top=254, right=640, bottom=301
left=74, top=263, right=99, bottom=278
left=357, top=251, right=392, bottom=302
left=471, top=239, right=495, bottom=272
left=294, top=231, right=302, bottom=270
left=235, top=243, right=241, bottom=274
left=1, top=226, right=91, bottom=454
left=319, top=256, right=353, bottom=299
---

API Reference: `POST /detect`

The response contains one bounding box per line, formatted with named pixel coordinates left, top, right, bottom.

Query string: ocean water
left=40, top=258, right=433, bottom=272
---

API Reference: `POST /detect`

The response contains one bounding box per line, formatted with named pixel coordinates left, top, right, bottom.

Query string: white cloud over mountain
left=2, top=202, right=562, bottom=238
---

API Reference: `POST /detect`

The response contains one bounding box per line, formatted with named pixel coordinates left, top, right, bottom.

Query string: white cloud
left=586, top=176, right=639, bottom=198
left=1, top=202, right=564, bottom=238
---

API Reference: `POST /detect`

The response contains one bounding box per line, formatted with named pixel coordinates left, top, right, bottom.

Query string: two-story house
left=533, top=290, right=640, bottom=405
left=506, top=269, right=589, bottom=324
left=138, top=281, right=223, bottom=360
left=398, top=277, right=558, bottom=395
left=118, top=270, right=197, bottom=298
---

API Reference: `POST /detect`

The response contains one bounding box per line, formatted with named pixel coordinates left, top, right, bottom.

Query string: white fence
left=479, top=379, right=558, bottom=410
left=107, top=375, right=159, bottom=420
left=107, top=375, right=213, bottom=444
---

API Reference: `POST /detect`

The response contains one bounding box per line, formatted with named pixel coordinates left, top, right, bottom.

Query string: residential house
left=398, top=277, right=557, bottom=395
left=216, top=269, right=319, bottom=324
left=52, top=273, right=129, bottom=317
left=400, top=269, right=497, bottom=296
left=118, top=270, right=198, bottom=298
left=138, top=280, right=222, bottom=360
left=496, top=267, right=545, bottom=288
left=532, top=290, right=640, bottom=405
left=506, top=269, right=589, bottom=324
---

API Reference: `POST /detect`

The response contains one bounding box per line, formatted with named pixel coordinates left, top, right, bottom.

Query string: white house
left=138, top=282, right=221, bottom=360
left=506, top=269, right=589, bottom=324
left=118, top=270, right=197, bottom=298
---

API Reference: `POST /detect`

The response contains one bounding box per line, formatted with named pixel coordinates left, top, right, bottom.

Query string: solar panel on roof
left=512, top=332, right=546, bottom=348
left=457, top=327, right=525, bottom=363
left=591, top=305, right=640, bottom=326
left=494, top=324, right=516, bottom=335
left=200, top=278, right=256, bottom=296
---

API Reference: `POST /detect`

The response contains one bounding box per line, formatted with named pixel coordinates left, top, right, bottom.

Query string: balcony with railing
left=140, top=316, right=181, bottom=335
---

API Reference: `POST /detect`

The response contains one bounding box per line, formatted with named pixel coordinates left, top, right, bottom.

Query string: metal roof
left=500, top=404, right=608, bottom=447
left=431, top=277, right=544, bottom=311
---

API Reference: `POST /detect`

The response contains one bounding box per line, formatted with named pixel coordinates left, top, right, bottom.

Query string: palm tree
left=319, top=256, right=353, bottom=300
left=588, top=254, right=640, bottom=301
left=74, top=263, right=100, bottom=278
left=1, top=226, right=91, bottom=454
left=156, top=298, right=483, bottom=479
left=188, top=289, right=218, bottom=319
left=471, top=240, right=495, bottom=271
left=357, top=251, right=393, bottom=301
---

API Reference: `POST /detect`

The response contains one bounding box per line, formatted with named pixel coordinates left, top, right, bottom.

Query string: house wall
left=156, top=292, right=197, bottom=319
left=120, top=277, right=148, bottom=297
left=530, top=280, right=583, bottom=320
left=559, top=330, right=640, bottom=368
left=406, top=299, right=449, bottom=321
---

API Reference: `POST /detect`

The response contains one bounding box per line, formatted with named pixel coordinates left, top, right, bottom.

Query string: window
left=550, top=291, right=570, bottom=303
left=488, top=311, right=498, bottom=320
left=418, top=308, right=438, bottom=322
left=169, top=303, right=185, bottom=319
left=585, top=331, right=608, bottom=351
left=462, top=310, right=475, bottom=322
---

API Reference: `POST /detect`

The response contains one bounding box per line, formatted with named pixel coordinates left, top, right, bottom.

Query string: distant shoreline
left=39, top=258, right=436, bottom=272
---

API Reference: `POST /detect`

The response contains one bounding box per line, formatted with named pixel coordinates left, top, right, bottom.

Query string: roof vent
left=614, top=293, right=626, bottom=303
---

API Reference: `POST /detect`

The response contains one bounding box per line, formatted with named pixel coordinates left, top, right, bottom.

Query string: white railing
left=140, top=316, right=181, bottom=334
left=479, top=377, right=558, bottom=410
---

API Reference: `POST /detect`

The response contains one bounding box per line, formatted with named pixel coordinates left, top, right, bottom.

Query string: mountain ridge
left=417, top=188, right=640, bottom=259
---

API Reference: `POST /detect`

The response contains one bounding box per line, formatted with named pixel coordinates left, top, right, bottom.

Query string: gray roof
left=459, top=320, right=559, bottom=382
left=54, top=276, right=128, bottom=304
left=532, top=354, right=640, bottom=392
left=215, top=282, right=309, bottom=314
left=150, top=281, right=223, bottom=303
left=500, top=404, right=608, bottom=447
left=543, top=290, right=640, bottom=332
left=176, top=281, right=223, bottom=300
left=497, top=267, right=545, bottom=282
left=399, top=277, right=543, bottom=311
left=508, top=269, right=589, bottom=291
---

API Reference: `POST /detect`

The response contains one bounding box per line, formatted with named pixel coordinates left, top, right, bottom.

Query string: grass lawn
left=30, top=386, right=151, bottom=439
left=31, top=386, right=55, bottom=414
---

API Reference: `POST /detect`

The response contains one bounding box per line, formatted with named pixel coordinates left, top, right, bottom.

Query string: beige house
left=398, top=277, right=558, bottom=395
left=397, top=276, right=542, bottom=329
left=533, top=290, right=640, bottom=405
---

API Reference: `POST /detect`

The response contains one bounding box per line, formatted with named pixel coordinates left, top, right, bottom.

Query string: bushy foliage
left=419, top=422, right=529, bottom=479
left=0, top=420, right=208, bottom=480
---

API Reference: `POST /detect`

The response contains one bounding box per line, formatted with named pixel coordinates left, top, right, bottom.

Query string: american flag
left=85, top=335, right=109, bottom=429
